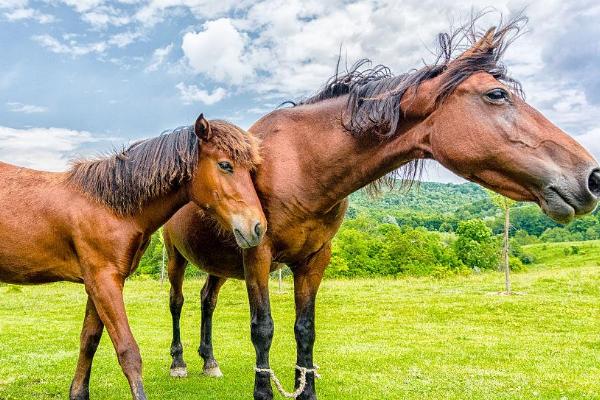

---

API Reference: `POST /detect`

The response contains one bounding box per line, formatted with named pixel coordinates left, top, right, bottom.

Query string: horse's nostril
left=589, top=170, right=600, bottom=198
left=254, top=222, right=263, bottom=238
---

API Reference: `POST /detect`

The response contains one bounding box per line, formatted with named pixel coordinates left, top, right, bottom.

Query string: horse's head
left=190, top=114, right=266, bottom=248
left=405, top=26, right=599, bottom=223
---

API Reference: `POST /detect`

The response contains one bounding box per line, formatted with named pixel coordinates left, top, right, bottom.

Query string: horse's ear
left=457, top=27, right=496, bottom=60
left=194, top=113, right=212, bottom=142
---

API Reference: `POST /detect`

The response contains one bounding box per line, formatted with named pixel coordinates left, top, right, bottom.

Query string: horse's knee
left=169, top=294, right=184, bottom=318
left=116, top=345, right=142, bottom=373
left=251, top=314, right=274, bottom=352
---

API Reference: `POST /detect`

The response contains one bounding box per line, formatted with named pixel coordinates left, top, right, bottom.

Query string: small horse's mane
left=67, top=120, right=261, bottom=215
left=292, top=13, right=527, bottom=192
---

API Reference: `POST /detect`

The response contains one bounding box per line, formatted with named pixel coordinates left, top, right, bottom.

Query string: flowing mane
left=292, top=13, right=527, bottom=191
left=67, top=120, right=261, bottom=215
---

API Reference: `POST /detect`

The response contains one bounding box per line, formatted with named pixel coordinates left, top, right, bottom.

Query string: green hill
left=348, top=182, right=489, bottom=214
left=348, top=181, right=599, bottom=240
left=524, top=240, right=600, bottom=268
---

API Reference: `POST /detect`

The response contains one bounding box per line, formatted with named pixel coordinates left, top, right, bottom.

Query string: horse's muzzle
left=232, top=220, right=265, bottom=248
left=541, top=167, right=600, bottom=224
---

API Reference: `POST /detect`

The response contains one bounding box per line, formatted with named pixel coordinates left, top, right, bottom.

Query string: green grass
left=524, top=240, right=600, bottom=269
left=1, top=262, right=599, bottom=399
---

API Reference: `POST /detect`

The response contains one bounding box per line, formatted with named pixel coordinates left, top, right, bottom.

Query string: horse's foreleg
left=244, top=244, right=275, bottom=400
left=292, top=243, right=330, bottom=400
left=199, top=274, right=227, bottom=377
left=167, top=246, right=188, bottom=377
left=69, top=297, right=104, bottom=400
left=85, top=271, right=146, bottom=400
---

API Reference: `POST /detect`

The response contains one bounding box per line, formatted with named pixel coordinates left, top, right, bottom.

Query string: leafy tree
left=508, top=205, right=558, bottom=236
left=540, top=227, right=581, bottom=243
left=454, top=219, right=500, bottom=270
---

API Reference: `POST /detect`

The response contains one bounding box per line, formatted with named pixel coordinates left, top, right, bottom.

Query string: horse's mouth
left=233, top=229, right=251, bottom=248
left=539, top=186, right=576, bottom=224
left=233, top=228, right=262, bottom=249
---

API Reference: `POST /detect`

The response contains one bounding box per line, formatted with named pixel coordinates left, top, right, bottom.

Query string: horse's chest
left=269, top=201, right=347, bottom=264
left=272, top=220, right=337, bottom=264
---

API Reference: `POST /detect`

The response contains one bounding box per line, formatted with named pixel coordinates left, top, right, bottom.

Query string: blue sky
left=0, top=0, right=599, bottom=181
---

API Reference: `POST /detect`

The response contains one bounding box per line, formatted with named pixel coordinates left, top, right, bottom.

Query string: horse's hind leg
left=69, top=297, right=104, bottom=400
left=167, top=243, right=189, bottom=377
left=199, top=274, right=227, bottom=377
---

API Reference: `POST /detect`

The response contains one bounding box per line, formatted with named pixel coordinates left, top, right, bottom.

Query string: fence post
left=278, top=269, right=283, bottom=293
left=161, top=244, right=165, bottom=286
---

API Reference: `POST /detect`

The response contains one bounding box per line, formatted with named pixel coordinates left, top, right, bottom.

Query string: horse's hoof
left=170, top=367, right=188, bottom=378
left=203, top=365, right=223, bottom=378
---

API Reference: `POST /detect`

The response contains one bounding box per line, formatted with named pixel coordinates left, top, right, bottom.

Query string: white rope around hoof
left=254, top=364, right=320, bottom=398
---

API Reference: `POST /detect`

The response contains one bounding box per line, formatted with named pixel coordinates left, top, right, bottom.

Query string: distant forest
left=136, top=182, right=600, bottom=279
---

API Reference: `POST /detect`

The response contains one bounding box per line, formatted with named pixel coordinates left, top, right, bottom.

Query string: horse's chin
left=233, top=229, right=252, bottom=249
left=539, top=188, right=576, bottom=225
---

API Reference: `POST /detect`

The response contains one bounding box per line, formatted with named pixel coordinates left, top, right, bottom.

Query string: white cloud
left=4, top=7, right=56, bottom=23
left=108, top=30, right=143, bottom=47
left=32, top=34, right=107, bottom=56
left=81, top=6, right=131, bottom=28
left=6, top=102, right=48, bottom=113
left=173, top=1, right=518, bottom=96
left=0, top=126, right=100, bottom=171
left=0, top=0, right=27, bottom=8
left=182, top=18, right=252, bottom=85
left=176, top=82, right=227, bottom=105
left=32, top=30, right=142, bottom=56
left=134, top=0, right=243, bottom=26
left=145, top=43, right=173, bottom=72
left=58, top=0, right=104, bottom=13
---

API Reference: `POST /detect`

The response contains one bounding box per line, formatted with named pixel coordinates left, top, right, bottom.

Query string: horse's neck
left=130, top=186, right=190, bottom=234
left=263, top=98, right=430, bottom=213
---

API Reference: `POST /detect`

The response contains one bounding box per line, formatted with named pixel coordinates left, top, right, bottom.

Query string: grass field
left=524, top=240, right=600, bottom=269
left=1, top=246, right=599, bottom=399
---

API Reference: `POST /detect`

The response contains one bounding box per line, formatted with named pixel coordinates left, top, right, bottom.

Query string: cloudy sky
left=1, top=0, right=599, bottom=181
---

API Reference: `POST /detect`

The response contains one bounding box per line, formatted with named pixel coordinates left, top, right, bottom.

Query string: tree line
left=135, top=182, right=600, bottom=278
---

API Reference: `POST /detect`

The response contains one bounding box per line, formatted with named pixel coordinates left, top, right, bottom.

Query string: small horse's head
left=190, top=114, right=266, bottom=248
left=406, top=27, right=599, bottom=223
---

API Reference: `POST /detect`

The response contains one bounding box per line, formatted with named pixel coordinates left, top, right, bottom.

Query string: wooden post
left=503, top=206, right=511, bottom=294
left=161, top=244, right=165, bottom=286
left=278, top=269, right=283, bottom=293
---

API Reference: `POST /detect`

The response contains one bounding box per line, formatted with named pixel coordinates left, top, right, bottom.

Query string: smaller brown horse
left=0, top=114, right=266, bottom=400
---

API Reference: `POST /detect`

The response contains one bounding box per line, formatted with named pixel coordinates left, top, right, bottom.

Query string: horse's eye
left=485, top=88, right=509, bottom=103
left=217, top=161, right=234, bottom=174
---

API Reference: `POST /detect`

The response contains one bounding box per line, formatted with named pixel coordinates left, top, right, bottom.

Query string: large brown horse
left=164, top=17, right=600, bottom=399
left=0, top=115, right=266, bottom=400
